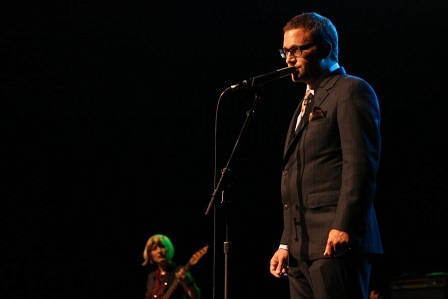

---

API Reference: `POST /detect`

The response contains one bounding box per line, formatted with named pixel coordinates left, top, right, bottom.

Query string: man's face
left=282, top=28, right=321, bottom=85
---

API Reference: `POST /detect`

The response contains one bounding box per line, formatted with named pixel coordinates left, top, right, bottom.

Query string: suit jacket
left=280, top=67, right=383, bottom=261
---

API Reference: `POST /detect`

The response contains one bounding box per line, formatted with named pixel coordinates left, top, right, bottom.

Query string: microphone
left=225, top=66, right=296, bottom=92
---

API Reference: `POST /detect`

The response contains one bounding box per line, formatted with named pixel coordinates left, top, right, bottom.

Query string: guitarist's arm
left=176, top=267, right=201, bottom=299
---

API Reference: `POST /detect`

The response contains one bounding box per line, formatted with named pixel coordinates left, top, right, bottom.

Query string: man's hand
left=270, top=248, right=289, bottom=278
left=323, top=229, right=351, bottom=257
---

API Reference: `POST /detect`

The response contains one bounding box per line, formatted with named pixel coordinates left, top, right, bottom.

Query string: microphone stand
left=205, top=85, right=264, bottom=299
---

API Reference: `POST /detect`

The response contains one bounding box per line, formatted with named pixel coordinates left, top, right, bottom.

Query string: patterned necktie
left=295, top=89, right=313, bottom=130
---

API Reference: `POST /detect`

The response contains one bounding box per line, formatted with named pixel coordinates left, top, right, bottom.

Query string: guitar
left=162, top=245, right=209, bottom=299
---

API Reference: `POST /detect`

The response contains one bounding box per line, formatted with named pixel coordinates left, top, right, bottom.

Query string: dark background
left=3, top=1, right=448, bottom=298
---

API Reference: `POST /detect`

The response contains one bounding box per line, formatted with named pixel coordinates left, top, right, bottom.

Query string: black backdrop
left=3, top=1, right=448, bottom=298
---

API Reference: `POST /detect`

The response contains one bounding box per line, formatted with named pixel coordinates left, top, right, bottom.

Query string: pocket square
left=308, top=106, right=326, bottom=122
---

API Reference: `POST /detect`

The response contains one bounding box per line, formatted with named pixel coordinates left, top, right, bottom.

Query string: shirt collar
left=328, top=62, right=340, bottom=72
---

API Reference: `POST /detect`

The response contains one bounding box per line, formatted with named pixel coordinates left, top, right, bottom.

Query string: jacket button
left=282, top=171, right=287, bottom=176
left=283, top=204, right=288, bottom=210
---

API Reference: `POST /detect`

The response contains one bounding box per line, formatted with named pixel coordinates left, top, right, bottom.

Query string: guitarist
left=142, top=234, right=201, bottom=299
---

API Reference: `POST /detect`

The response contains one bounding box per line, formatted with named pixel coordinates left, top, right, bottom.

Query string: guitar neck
left=162, top=262, right=191, bottom=299
left=161, top=245, right=208, bottom=299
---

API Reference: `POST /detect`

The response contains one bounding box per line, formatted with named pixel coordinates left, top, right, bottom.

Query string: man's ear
left=319, top=42, right=332, bottom=58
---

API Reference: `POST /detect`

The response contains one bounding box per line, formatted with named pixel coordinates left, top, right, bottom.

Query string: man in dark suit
left=269, top=12, right=383, bottom=299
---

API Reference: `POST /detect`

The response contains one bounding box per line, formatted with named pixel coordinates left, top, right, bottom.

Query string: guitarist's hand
left=270, top=248, right=289, bottom=278
left=175, top=267, right=190, bottom=284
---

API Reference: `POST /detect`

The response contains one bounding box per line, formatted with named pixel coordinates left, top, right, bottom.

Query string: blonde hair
left=142, top=234, right=175, bottom=266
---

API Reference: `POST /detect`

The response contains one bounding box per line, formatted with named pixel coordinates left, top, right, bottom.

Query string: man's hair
left=283, top=12, right=339, bottom=61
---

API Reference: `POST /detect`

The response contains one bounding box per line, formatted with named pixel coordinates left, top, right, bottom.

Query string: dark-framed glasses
left=279, top=42, right=317, bottom=58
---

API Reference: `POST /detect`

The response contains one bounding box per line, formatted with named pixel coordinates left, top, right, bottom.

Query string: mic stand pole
left=205, top=86, right=264, bottom=299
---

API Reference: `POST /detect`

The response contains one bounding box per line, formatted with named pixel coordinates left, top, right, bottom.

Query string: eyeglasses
left=279, top=43, right=317, bottom=58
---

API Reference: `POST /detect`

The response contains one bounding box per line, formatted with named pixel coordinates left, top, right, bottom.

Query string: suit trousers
left=287, top=251, right=372, bottom=299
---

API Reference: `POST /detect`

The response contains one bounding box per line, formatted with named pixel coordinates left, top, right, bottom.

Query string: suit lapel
left=283, top=96, right=313, bottom=165
left=283, top=67, right=346, bottom=162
